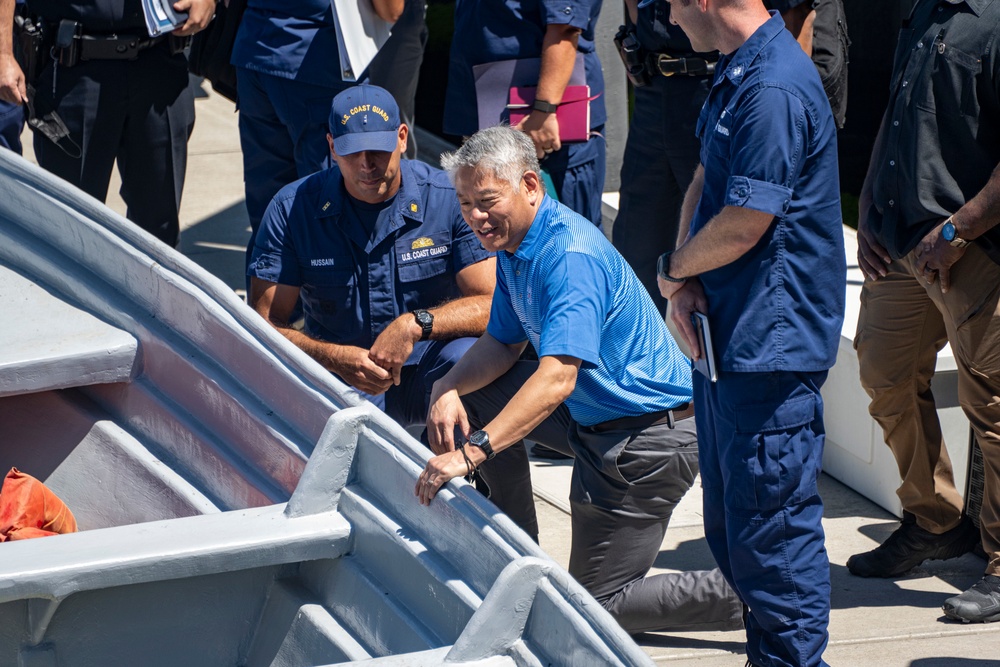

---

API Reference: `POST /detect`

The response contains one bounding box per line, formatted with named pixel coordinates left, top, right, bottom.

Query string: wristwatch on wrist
left=468, top=430, right=496, bottom=461
left=941, top=216, right=971, bottom=248
left=413, top=309, right=434, bottom=341
left=532, top=98, right=559, bottom=114
left=656, top=251, right=686, bottom=284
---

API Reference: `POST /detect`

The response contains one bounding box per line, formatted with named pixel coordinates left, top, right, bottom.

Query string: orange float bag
left=0, top=467, right=77, bottom=542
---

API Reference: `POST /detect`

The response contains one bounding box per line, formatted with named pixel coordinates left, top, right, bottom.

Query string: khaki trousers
left=855, top=244, right=1000, bottom=574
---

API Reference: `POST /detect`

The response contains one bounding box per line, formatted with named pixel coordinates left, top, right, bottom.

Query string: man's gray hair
left=440, top=126, right=541, bottom=192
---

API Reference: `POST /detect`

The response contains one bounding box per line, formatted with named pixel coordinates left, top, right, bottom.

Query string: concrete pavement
left=23, top=82, right=1000, bottom=666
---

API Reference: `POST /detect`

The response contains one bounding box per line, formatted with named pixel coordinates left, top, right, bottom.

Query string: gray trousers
left=464, top=361, right=744, bottom=634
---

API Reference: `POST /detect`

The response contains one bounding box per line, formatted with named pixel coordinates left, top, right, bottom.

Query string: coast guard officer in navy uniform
left=248, top=84, right=498, bottom=437
left=657, top=2, right=844, bottom=665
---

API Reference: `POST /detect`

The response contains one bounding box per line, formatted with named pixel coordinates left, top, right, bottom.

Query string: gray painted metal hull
left=0, top=151, right=652, bottom=667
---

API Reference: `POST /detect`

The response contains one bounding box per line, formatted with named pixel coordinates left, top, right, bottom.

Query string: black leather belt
left=78, top=33, right=167, bottom=61
left=648, top=53, right=716, bottom=78
left=587, top=402, right=695, bottom=433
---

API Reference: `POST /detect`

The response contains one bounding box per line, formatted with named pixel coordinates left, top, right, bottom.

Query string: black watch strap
left=657, top=251, right=686, bottom=284
left=532, top=98, right=559, bottom=114
left=413, top=309, right=433, bottom=341
left=469, top=430, right=496, bottom=460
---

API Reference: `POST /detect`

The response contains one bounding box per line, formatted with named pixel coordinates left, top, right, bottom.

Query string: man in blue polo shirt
left=444, top=0, right=607, bottom=227
left=655, top=2, right=844, bottom=666
left=248, top=84, right=497, bottom=434
left=416, top=126, right=744, bottom=636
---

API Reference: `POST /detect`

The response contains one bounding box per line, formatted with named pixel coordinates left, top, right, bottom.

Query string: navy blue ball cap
left=329, top=84, right=401, bottom=156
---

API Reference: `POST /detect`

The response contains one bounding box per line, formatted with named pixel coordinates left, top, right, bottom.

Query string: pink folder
left=507, top=86, right=601, bottom=143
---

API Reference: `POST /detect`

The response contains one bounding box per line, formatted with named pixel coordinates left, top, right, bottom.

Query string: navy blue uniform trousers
left=360, top=338, right=476, bottom=429
left=612, top=74, right=709, bottom=312
left=0, top=99, right=24, bottom=153
left=695, top=370, right=830, bottom=667
left=32, top=45, right=194, bottom=247
left=236, top=67, right=343, bottom=267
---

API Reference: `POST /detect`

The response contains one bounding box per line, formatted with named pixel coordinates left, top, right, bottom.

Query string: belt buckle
left=655, top=54, right=682, bottom=77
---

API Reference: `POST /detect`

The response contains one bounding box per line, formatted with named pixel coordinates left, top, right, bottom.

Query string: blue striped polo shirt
left=487, top=196, right=692, bottom=426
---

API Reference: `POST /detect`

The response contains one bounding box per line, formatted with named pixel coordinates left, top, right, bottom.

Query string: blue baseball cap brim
left=333, top=129, right=400, bottom=156
left=636, top=0, right=657, bottom=8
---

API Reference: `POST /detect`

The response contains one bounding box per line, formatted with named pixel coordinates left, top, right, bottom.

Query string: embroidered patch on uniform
left=715, top=109, right=731, bottom=137
left=311, top=258, right=337, bottom=267
left=399, top=242, right=449, bottom=263
left=411, top=237, right=434, bottom=249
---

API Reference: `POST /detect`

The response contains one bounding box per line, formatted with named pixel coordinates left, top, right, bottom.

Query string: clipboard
left=691, top=312, right=718, bottom=382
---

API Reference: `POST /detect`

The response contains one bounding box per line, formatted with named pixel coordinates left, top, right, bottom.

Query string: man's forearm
left=270, top=323, right=348, bottom=374
left=475, top=355, right=577, bottom=457
left=779, top=4, right=815, bottom=57
left=535, top=24, right=580, bottom=106
left=0, top=0, right=15, bottom=55
left=424, top=294, right=492, bottom=340
left=671, top=205, right=774, bottom=279
left=676, top=165, right=705, bottom=246
left=624, top=0, right=639, bottom=27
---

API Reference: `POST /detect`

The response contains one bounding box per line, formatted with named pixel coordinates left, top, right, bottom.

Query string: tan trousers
left=855, top=244, right=1000, bottom=575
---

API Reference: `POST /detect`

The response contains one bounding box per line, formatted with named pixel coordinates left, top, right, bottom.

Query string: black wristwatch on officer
left=941, top=216, right=971, bottom=248
left=657, top=251, right=686, bottom=285
left=532, top=98, right=559, bottom=114
left=468, top=430, right=497, bottom=461
left=412, top=309, right=434, bottom=341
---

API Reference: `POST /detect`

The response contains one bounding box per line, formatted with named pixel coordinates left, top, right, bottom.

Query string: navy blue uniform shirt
left=248, top=160, right=491, bottom=363
left=693, top=12, right=845, bottom=372
left=232, top=0, right=346, bottom=88
left=443, top=0, right=606, bottom=137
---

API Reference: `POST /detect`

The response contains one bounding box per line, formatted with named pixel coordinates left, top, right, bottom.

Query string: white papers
left=142, top=0, right=187, bottom=37
left=331, top=0, right=394, bottom=82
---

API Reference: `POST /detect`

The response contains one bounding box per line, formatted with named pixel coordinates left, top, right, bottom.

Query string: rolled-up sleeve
left=727, top=86, right=805, bottom=218
left=540, top=0, right=593, bottom=30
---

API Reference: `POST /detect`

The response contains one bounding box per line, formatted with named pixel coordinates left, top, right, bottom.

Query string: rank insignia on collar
left=410, top=203, right=418, bottom=213
left=322, top=201, right=331, bottom=211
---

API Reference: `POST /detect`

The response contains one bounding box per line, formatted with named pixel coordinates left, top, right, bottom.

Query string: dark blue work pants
left=612, top=74, right=709, bottom=312
left=361, top=337, right=476, bottom=429
left=236, top=67, right=344, bottom=266
left=0, top=99, right=24, bottom=153
left=695, top=370, right=831, bottom=667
